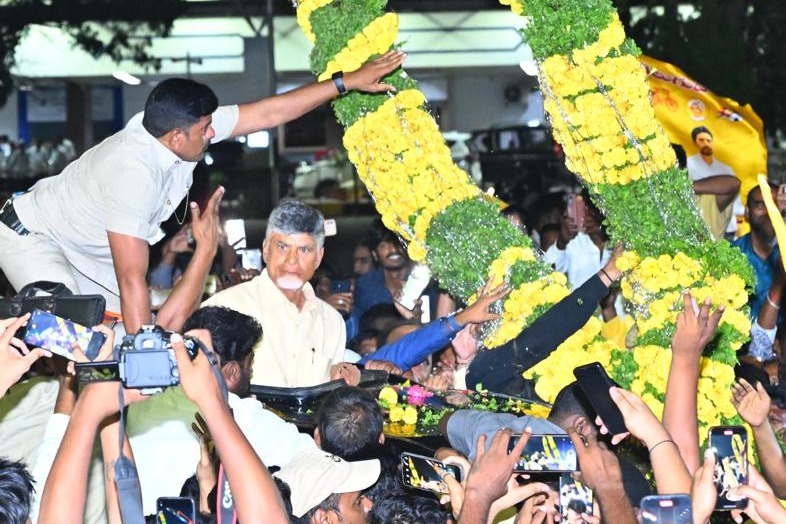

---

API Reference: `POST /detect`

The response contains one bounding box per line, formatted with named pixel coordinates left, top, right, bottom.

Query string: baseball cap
left=273, top=448, right=381, bottom=518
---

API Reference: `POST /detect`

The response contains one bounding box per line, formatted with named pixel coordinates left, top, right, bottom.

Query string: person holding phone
left=0, top=52, right=406, bottom=338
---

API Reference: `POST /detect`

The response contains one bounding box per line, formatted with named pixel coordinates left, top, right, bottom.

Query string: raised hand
left=344, top=50, right=406, bottom=93
left=0, top=315, right=51, bottom=397
left=671, top=291, right=724, bottom=359
left=732, top=379, right=772, bottom=429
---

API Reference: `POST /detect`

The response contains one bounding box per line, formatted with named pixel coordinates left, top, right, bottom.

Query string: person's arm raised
left=0, top=315, right=50, bottom=398
left=664, top=292, right=723, bottom=473
left=231, top=51, right=405, bottom=137
left=732, top=379, right=786, bottom=497
left=108, top=232, right=151, bottom=335
left=171, top=331, right=288, bottom=524
left=608, top=387, right=692, bottom=493
left=156, top=186, right=224, bottom=332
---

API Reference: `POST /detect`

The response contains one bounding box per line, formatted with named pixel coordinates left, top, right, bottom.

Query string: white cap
left=273, top=449, right=380, bottom=518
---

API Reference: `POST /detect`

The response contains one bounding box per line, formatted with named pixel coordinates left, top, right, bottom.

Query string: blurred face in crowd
left=746, top=186, right=775, bottom=239
left=263, top=231, right=323, bottom=292
left=694, top=131, right=714, bottom=157
left=353, top=245, right=374, bottom=276
left=324, top=492, right=372, bottom=524
left=373, top=238, right=408, bottom=271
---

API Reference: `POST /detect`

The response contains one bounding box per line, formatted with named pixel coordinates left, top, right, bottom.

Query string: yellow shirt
left=202, top=269, right=346, bottom=387
left=695, top=193, right=734, bottom=240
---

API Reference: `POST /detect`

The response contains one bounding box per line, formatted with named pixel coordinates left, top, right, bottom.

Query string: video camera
left=75, top=324, right=201, bottom=390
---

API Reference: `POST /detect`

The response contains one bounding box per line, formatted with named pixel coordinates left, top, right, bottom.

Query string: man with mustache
left=203, top=199, right=357, bottom=387
left=686, top=126, right=741, bottom=239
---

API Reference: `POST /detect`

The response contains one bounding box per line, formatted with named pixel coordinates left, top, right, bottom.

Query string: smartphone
left=399, top=264, right=432, bottom=311
left=23, top=309, right=106, bottom=361
left=240, top=248, right=263, bottom=271
left=225, top=218, right=246, bottom=250
left=509, top=434, right=577, bottom=473
left=573, top=362, right=627, bottom=436
left=559, top=473, right=593, bottom=521
left=400, top=452, right=462, bottom=495
left=331, top=278, right=352, bottom=294
left=640, top=494, right=693, bottom=524
left=709, top=426, right=748, bottom=510
left=156, top=496, right=196, bottom=524
left=566, top=194, right=586, bottom=231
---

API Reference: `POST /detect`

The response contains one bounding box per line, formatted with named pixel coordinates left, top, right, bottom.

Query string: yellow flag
left=640, top=55, right=767, bottom=224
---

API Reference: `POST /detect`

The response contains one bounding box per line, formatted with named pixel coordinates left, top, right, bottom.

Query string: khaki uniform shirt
left=203, top=269, right=347, bottom=387
left=14, top=106, right=239, bottom=294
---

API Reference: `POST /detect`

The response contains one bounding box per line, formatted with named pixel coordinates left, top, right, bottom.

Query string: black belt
left=0, top=200, right=29, bottom=236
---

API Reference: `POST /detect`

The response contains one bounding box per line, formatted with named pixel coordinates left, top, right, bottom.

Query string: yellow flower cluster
left=539, top=16, right=676, bottom=186
left=483, top=271, right=570, bottom=348
left=296, top=0, right=335, bottom=42
left=523, top=317, right=620, bottom=403
left=620, top=252, right=750, bottom=345
left=318, top=13, right=399, bottom=81
left=389, top=404, right=419, bottom=425
left=343, top=89, right=480, bottom=261
left=498, top=0, right=524, bottom=15
left=486, top=246, right=538, bottom=288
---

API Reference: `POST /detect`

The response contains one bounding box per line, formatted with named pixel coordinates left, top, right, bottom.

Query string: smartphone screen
left=23, top=309, right=105, bottom=361
left=400, top=452, right=462, bottom=495
left=75, top=361, right=121, bottom=383
left=640, top=494, right=693, bottom=524
left=225, top=219, right=246, bottom=250
left=331, top=278, right=352, bottom=294
left=509, top=434, right=577, bottom=472
left=156, top=496, right=196, bottom=524
left=559, top=473, right=593, bottom=521
left=709, top=426, right=748, bottom=510
left=573, top=362, right=627, bottom=435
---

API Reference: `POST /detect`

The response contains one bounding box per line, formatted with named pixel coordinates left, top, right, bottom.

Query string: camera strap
left=216, top=464, right=237, bottom=524
left=114, top=385, right=145, bottom=524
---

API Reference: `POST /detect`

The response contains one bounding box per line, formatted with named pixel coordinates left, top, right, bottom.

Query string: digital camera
left=75, top=325, right=199, bottom=390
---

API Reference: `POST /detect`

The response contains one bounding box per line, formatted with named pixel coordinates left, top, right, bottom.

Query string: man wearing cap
left=202, top=199, right=356, bottom=387
left=274, top=448, right=379, bottom=523
left=686, top=126, right=741, bottom=239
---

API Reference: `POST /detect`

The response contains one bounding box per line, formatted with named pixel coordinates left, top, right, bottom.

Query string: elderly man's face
left=263, top=231, right=323, bottom=291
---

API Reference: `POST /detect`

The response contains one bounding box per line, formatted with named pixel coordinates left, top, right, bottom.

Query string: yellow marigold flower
left=403, top=405, right=418, bottom=425
left=378, top=386, right=398, bottom=406
left=389, top=405, right=405, bottom=423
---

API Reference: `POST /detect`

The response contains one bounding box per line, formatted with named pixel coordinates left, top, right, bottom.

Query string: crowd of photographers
left=1, top=197, right=786, bottom=523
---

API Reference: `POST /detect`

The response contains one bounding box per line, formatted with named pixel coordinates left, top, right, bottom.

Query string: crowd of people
left=0, top=53, right=785, bottom=524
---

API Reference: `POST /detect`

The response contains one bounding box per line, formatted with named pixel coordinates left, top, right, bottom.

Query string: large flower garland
left=499, top=0, right=754, bottom=435
left=295, top=0, right=754, bottom=437
left=295, top=0, right=574, bottom=349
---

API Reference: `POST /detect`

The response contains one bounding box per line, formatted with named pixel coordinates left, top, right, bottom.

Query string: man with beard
left=203, top=199, right=356, bottom=387
left=0, top=52, right=405, bottom=335
left=686, top=126, right=741, bottom=239
left=127, top=306, right=317, bottom=514
left=732, top=184, right=784, bottom=361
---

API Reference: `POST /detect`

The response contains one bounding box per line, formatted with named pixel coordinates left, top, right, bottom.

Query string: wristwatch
left=332, top=71, right=347, bottom=96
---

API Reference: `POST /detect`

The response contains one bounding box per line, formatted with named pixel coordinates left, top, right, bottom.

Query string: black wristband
left=332, top=71, right=347, bottom=96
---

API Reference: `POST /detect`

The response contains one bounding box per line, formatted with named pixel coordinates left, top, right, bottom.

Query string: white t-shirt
left=14, top=106, right=239, bottom=294
left=127, top=386, right=317, bottom=515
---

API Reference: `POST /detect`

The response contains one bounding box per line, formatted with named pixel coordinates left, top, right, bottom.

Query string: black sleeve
left=466, top=274, right=609, bottom=394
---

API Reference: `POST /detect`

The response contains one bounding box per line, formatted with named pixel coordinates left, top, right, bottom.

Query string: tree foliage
left=0, top=0, right=187, bottom=107
left=615, top=0, right=786, bottom=138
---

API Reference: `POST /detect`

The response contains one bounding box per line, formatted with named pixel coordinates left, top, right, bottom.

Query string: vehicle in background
left=471, top=122, right=572, bottom=203
left=442, top=130, right=482, bottom=184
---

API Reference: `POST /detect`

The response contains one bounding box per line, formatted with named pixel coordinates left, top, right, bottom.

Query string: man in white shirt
left=685, top=126, right=740, bottom=239
left=126, top=306, right=317, bottom=515
left=0, top=52, right=405, bottom=335
left=203, top=199, right=354, bottom=387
